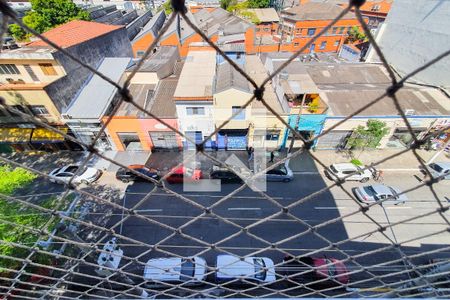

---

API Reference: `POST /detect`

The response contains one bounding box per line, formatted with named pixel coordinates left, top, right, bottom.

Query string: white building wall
left=175, top=102, right=214, bottom=141
left=366, top=0, right=450, bottom=88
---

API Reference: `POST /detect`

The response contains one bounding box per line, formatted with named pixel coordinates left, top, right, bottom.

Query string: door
left=149, top=132, right=178, bottom=150
left=185, top=131, right=202, bottom=149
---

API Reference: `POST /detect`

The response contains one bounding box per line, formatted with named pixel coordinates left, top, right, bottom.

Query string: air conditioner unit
left=61, top=114, right=72, bottom=119
left=404, top=109, right=415, bottom=116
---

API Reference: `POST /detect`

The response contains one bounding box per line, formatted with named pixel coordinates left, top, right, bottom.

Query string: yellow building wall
left=0, top=89, right=62, bottom=124
left=0, top=59, right=65, bottom=84
left=213, top=88, right=253, bottom=129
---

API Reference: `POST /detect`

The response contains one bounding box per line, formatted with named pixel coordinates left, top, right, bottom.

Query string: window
left=307, top=28, right=316, bottom=36
left=0, top=64, right=20, bottom=75
left=320, top=41, right=327, bottom=50
left=39, top=63, right=57, bottom=76
left=371, top=4, right=380, bottom=11
left=136, top=50, right=145, bottom=57
left=29, top=105, right=49, bottom=115
left=334, top=40, right=340, bottom=46
left=310, top=43, right=316, bottom=52
left=253, top=258, right=266, bottom=281
left=266, top=130, right=280, bottom=141
left=332, top=27, right=337, bottom=34
left=347, top=26, right=352, bottom=33
left=232, top=106, right=245, bottom=120
left=256, top=28, right=260, bottom=32
left=264, top=27, right=269, bottom=32
left=339, top=27, right=345, bottom=34
left=24, top=65, right=39, bottom=81
left=186, top=107, right=205, bottom=115
left=294, top=42, right=299, bottom=47
left=296, top=28, right=301, bottom=34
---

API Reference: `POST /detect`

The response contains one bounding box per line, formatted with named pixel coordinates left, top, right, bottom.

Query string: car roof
left=432, top=162, right=450, bottom=168
left=128, top=164, right=146, bottom=169
left=216, top=255, right=257, bottom=276
left=371, top=184, right=392, bottom=195
left=144, top=257, right=183, bottom=280
left=331, top=163, right=358, bottom=171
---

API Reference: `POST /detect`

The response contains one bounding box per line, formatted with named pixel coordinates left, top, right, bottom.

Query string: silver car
left=144, top=257, right=207, bottom=286
left=266, top=160, right=294, bottom=182
left=353, top=184, right=408, bottom=205
left=49, top=165, right=101, bottom=185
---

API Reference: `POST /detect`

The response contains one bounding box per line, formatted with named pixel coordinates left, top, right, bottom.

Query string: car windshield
left=253, top=258, right=266, bottom=280
left=429, top=163, right=444, bottom=173
left=363, top=186, right=376, bottom=196
left=330, top=165, right=338, bottom=173
left=66, top=166, right=79, bottom=173
left=388, top=188, right=398, bottom=199
left=326, top=259, right=338, bottom=278
left=180, top=259, right=195, bottom=280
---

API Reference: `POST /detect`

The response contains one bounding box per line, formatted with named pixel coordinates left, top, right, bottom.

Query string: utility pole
left=287, top=95, right=306, bottom=153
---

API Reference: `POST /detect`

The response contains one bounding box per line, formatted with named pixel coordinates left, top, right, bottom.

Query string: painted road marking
left=314, top=206, right=347, bottom=210
left=228, top=208, right=261, bottom=211
left=135, top=209, right=163, bottom=212
left=385, top=206, right=412, bottom=209
left=128, top=192, right=284, bottom=200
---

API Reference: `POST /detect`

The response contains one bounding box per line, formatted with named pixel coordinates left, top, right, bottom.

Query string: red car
left=281, top=256, right=349, bottom=286
left=165, top=165, right=202, bottom=184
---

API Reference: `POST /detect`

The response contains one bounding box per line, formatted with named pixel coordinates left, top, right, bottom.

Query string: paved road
left=100, top=169, right=450, bottom=296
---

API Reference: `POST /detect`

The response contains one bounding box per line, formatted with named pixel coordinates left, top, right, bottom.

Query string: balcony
left=286, top=93, right=328, bottom=115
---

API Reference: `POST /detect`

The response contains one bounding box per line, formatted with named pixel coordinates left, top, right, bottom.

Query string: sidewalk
left=285, top=149, right=450, bottom=173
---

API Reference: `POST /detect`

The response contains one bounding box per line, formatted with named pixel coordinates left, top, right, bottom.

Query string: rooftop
left=282, top=2, right=356, bottom=21
left=215, top=62, right=251, bottom=94
left=116, top=83, right=156, bottom=116
left=150, top=78, right=179, bottom=118
left=127, top=46, right=179, bottom=74
left=246, top=8, right=280, bottom=23
left=174, top=51, right=216, bottom=100
left=325, top=87, right=450, bottom=116
left=132, top=10, right=166, bottom=42
left=357, top=0, right=393, bottom=15
left=65, top=57, right=131, bottom=121
left=27, top=20, right=123, bottom=49
left=246, top=55, right=285, bottom=115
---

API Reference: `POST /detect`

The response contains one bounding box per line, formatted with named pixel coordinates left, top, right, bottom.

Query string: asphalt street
left=101, top=168, right=450, bottom=296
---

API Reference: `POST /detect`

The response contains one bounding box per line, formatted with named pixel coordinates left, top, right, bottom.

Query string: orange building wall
left=132, top=32, right=155, bottom=58
left=103, top=117, right=151, bottom=151
left=255, top=23, right=278, bottom=36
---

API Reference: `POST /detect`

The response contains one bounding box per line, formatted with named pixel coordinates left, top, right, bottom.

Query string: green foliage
left=350, top=159, right=363, bottom=166
left=347, top=25, right=367, bottom=43
left=8, top=24, right=29, bottom=41
left=221, top=0, right=236, bottom=10
left=159, top=0, right=173, bottom=15
left=346, top=120, right=390, bottom=150
left=247, top=0, right=270, bottom=8
left=0, top=165, right=56, bottom=270
left=307, top=97, right=320, bottom=113
left=9, top=0, right=90, bottom=41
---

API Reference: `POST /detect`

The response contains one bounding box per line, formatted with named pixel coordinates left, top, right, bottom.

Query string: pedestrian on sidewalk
left=269, top=151, right=275, bottom=163
left=248, top=147, right=254, bottom=162
left=375, top=169, right=384, bottom=182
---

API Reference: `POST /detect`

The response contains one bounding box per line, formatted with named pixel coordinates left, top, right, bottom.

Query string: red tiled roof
left=27, top=20, right=123, bottom=48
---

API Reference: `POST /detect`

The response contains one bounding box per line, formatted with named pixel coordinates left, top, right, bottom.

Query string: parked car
left=166, top=165, right=202, bottom=184
left=266, top=160, right=294, bottom=182
left=420, top=162, right=450, bottom=181
left=280, top=256, right=349, bottom=285
left=49, top=165, right=101, bottom=185
left=216, top=254, right=276, bottom=283
left=210, top=165, right=251, bottom=183
left=325, top=163, right=374, bottom=183
left=144, top=257, right=207, bottom=286
left=116, top=165, right=159, bottom=183
left=353, top=184, right=408, bottom=205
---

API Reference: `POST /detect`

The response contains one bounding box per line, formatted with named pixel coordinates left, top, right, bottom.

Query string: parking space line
left=314, top=206, right=347, bottom=210
left=228, top=208, right=261, bottom=211
left=135, top=209, right=163, bottom=212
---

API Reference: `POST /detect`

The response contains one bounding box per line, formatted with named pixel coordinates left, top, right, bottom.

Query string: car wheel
left=360, top=177, right=369, bottom=183
left=282, top=178, right=291, bottom=183
left=81, top=180, right=89, bottom=185
left=121, top=179, right=129, bottom=183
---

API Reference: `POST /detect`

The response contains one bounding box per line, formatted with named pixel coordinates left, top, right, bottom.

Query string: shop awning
left=31, top=127, right=68, bottom=143
left=0, top=128, right=33, bottom=143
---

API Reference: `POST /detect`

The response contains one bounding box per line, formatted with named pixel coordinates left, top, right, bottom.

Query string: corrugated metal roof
left=150, top=78, right=179, bottom=118
left=282, top=2, right=356, bottom=21
left=215, top=62, right=251, bottom=94
left=65, top=57, right=131, bottom=120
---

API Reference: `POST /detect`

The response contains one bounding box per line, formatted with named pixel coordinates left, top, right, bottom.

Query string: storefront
left=217, top=129, right=248, bottom=150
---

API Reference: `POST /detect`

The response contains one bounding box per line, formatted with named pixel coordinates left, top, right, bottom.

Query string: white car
left=216, top=255, right=276, bottom=283
left=421, top=162, right=450, bottom=181
left=49, top=165, right=102, bottom=185
left=144, top=257, right=207, bottom=285
left=325, top=163, right=374, bottom=183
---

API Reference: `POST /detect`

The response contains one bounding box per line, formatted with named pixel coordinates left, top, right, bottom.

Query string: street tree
left=9, top=0, right=90, bottom=41
left=159, top=0, right=173, bottom=15
left=346, top=120, right=390, bottom=155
